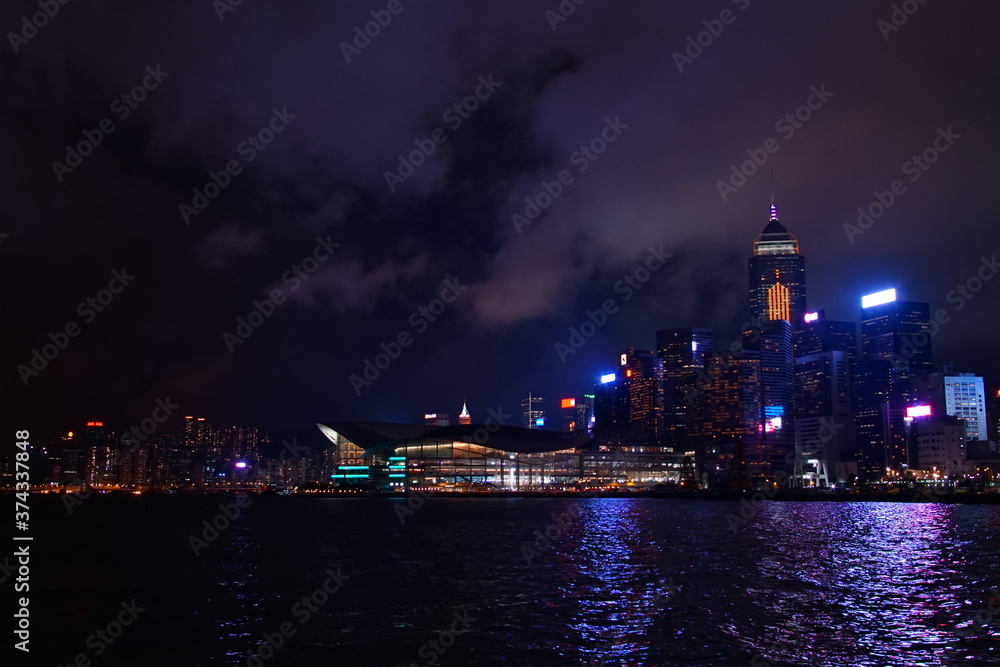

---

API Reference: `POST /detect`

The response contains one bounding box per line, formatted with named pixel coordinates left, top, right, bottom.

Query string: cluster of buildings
left=3, top=416, right=338, bottom=492
left=318, top=204, right=1000, bottom=492
left=4, top=204, right=997, bottom=495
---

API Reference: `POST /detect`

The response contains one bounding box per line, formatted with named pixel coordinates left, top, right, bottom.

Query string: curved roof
left=317, top=421, right=593, bottom=457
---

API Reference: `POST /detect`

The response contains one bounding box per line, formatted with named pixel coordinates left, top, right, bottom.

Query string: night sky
left=4, top=0, right=999, bottom=447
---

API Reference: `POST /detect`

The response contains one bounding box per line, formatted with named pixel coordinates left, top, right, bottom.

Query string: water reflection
left=553, top=500, right=670, bottom=664
left=732, top=502, right=997, bottom=666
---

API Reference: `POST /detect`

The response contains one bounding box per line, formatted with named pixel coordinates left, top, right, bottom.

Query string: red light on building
left=86, top=421, right=104, bottom=427
left=560, top=398, right=576, bottom=409
left=626, top=369, right=633, bottom=377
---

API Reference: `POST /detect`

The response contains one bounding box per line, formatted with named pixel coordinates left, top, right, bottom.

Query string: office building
left=943, top=373, right=987, bottom=442
left=748, top=203, right=807, bottom=327
left=741, top=319, right=795, bottom=481
left=619, top=347, right=665, bottom=446
left=859, top=289, right=932, bottom=375
left=656, top=327, right=714, bottom=443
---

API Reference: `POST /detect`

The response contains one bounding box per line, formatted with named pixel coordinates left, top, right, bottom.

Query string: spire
left=769, top=201, right=779, bottom=222
left=459, top=401, right=471, bottom=425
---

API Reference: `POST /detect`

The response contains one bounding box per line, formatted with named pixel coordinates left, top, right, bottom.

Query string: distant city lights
left=235, top=461, right=248, bottom=469
left=861, top=288, right=897, bottom=309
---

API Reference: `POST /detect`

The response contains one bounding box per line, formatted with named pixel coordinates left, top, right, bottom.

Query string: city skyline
left=4, top=0, right=999, bottom=449
left=11, top=200, right=1000, bottom=448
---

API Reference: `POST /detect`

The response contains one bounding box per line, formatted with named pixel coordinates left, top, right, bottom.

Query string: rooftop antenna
left=769, top=169, right=778, bottom=221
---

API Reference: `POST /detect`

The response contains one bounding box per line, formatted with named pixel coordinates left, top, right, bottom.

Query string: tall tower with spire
left=748, top=202, right=807, bottom=328
left=458, top=401, right=472, bottom=425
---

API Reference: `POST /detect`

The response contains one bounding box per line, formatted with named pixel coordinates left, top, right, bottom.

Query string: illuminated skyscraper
left=559, top=396, right=594, bottom=433
left=741, top=319, right=795, bottom=481
left=794, top=310, right=857, bottom=359
left=748, top=203, right=807, bottom=328
left=458, top=402, right=472, bottom=425
left=853, top=289, right=931, bottom=480
left=594, top=372, right=629, bottom=443
left=656, top=327, right=714, bottom=443
left=859, top=288, right=933, bottom=375
left=618, top=347, right=665, bottom=445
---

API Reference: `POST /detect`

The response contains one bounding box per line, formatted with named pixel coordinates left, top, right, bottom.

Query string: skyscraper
left=594, top=372, right=629, bottom=443
left=794, top=310, right=857, bottom=359
left=854, top=289, right=932, bottom=479
left=748, top=203, right=807, bottom=327
left=741, top=319, right=795, bottom=481
left=794, top=350, right=854, bottom=484
left=853, top=357, right=895, bottom=479
left=656, top=327, right=713, bottom=443
left=620, top=347, right=665, bottom=446
left=859, top=289, right=933, bottom=375
left=943, top=373, right=987, bottom=441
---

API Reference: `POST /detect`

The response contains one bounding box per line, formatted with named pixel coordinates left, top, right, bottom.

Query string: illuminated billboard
left=600, top=373, right=616, bottom=384
left=861, top=288, right=897, bottom=309
left=804, top=311, right=820, bottom=323
left=534, top=417, right=545, bottom=427
left=560, top=398, right=576, bottom=409
left=906, top=405, right=932, bottom=418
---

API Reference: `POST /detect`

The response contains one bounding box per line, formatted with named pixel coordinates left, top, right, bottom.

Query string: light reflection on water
left=34, top=497, right=1000, bottom=666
